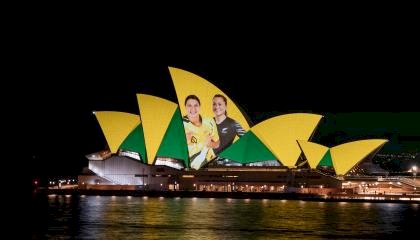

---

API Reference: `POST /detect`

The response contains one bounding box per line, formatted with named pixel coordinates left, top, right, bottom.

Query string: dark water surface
left=31, top=194, right=419, bottom=239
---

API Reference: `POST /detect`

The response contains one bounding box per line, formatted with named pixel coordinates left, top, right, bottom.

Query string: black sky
left=22, top=26, right=419, bottom=179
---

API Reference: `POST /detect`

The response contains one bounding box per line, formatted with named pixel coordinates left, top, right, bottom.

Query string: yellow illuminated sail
left=137, top=94, right=177, bottom=164
left=169, top=67, right=250, bottom=135
left=94, top=111, right=140, bottom=153
left=330, top=139, right=388, bottom=175
left=297, top=140, right=329, bottom=168
left=251, top=113, right=323, bottom=167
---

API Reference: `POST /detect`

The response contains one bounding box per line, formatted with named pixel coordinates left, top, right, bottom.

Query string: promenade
left=35, top=188, right=420, bottom=204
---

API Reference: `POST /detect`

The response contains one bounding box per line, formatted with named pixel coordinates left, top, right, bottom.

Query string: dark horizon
left=26, top=61, right=420, bottom=178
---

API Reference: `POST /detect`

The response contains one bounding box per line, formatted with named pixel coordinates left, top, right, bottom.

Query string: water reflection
left=31, top=195, right=420, bottom=239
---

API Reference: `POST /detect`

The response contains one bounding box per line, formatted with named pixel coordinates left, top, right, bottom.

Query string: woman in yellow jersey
left=183, top=95, right=220, bottom=169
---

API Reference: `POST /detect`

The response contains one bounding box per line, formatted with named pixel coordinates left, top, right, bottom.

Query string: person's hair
left=213, top=94, right=228, bottom=116
left=185, top=95, right=201, bottom=106
left=213, top=94, right=227, bottom=105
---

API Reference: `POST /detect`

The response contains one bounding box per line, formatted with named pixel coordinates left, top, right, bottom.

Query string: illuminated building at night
left=78, top=67, right=419, bottom=194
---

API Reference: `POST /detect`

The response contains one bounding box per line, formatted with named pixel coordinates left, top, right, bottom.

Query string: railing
left=346, top=175, right=380, bottom=180
left=314, top=170, right=341, bottom=180
left=399, top=177, right=420, bottom=188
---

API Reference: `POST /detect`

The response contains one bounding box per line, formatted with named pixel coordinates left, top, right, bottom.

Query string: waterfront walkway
left=35, top=188, right=420, bottom=204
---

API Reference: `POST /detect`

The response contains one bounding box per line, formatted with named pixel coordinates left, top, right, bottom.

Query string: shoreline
left=34, top=188, right=420, bottom=204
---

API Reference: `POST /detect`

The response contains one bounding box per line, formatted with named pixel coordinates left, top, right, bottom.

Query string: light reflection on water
left=31, top=195, right=420, bottom=239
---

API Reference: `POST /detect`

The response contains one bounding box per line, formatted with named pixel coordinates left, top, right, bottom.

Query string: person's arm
left=233, top=121, right=246, bottom=137
left=206, top=138, right=220, bottom=149
left=206, top=118, right=220, bottom=148
left=185, top=131, right=193, bottom=143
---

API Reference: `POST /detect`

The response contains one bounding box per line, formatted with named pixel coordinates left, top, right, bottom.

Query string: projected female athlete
left=183, top=95, right=220, bottom=169
left=212, top=94, right=245, bottom=155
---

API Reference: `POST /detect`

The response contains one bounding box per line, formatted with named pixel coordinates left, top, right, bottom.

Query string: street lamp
left=412, top=166, right=417, bottom=180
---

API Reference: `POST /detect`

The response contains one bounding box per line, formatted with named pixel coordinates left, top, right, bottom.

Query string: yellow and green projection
left=92, top=67, right=388, bottom=174
left=298, top=139, right=388, bottom=175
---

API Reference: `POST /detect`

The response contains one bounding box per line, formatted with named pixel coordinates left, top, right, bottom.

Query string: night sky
left=25, top=43, right=420, bottom=180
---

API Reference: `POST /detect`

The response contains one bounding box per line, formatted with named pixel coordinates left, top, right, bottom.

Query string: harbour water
left=31, top=194, right=419, bottom=239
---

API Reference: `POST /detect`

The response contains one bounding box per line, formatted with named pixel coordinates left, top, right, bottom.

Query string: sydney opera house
left=78, top=67, right=418, bottom=195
